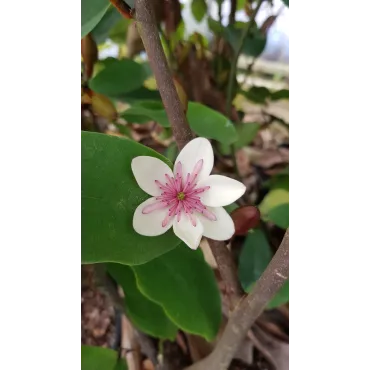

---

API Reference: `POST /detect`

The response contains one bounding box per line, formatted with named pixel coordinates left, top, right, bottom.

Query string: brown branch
left=134, top=0, right=194, bottom=150
left=134, top=0, right=243, bottom=308
left=185, top=229, right=289, bottom=370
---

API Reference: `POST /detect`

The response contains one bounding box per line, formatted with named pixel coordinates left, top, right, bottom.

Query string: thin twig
left=185, top=229, right=289, bottom=370
left=134, top=0, right=243, bottom=307
left=225, top=0, right=265, bottom=118
left=226, top=0, right=264, bottom=178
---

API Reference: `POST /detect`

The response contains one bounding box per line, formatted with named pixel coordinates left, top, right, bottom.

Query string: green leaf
left=115, top=87, right=161, bottom=104
left=208, top=18, right=223, bottom=34
left=81, top=0, right=110, bottom=38
left=121, top=101, right=170, bottom=127
left=89, top=59, right=147, bottom=97
left=91, top=7, right=122, bottom=44
left=242, top=86, right=271, bottom=104
left=224, top=202, right=239, bottom=214
left=267, top=281, right=289, bottom=309
left=81, top=132, right=181, bottom=265
left=259, top=188, right=289, bottom=217
left=81, top=346, right=127, bottom=370
left=238, top=229, right=273, bottom=290
left=109, top=18, right=131, bottom=44
left=260, top=173, right=289, bottom=227
left=268, top=174, right=289, bottom=191
left=165, top=142, right=178, bottom=163
left=267, top=203, right=289, bottom=229
left=237, top=0, right=247, bottom=10
left=282, top=0, right=289, bottom=7
left=270, top=89, right=289, bottom=101
left=191, top=0, right=207, bottom=23
left=187, top=102, right=238, bottom=145
left=107, top=263, right=178, bottom=339
left=133, top=245, right=222, bottom=341
left=224, top=23, right=267, bottom=58
left=234, top=123, right=260, bottom=149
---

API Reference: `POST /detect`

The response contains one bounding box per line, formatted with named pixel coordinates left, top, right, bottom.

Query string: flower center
left=142, top=159, right=217, bottom=227
left=177, top=192, right=185, bottom=201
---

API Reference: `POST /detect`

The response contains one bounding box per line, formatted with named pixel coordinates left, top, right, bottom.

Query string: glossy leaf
left=133, top=245, right=222, bottom=341
left=234, top=123, right=260, bottom=149
left=81, top=0, right=110, bottom=38
left=89, top=59, right=147, bottom=97
left=187, top=102, right=238, bottom=145
left=81, top=132, right=181, bottom=265
left=238, top=229, right=273, bottom=290
left=107, top=263, right=178, bottom=339
left=81, top=346, right=127, bottom=370
left=191, top=0, right=207, bottom=22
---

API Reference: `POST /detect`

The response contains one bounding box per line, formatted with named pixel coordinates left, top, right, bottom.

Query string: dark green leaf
left=267, top=203, right=289, bottom=229
left=81, top=132, right=181, bottom=265
left=115, top=87, right=161, bottom=104
left=191, top=0, right=207, bottom=23
left=242, top=86, right=271, bottom=104
left=238, top=229, right=273, bottom=290
left=107, top=263, right=178, bottom=339
left=91, top=7, right=122, bottom=44
left=282, top=0, right=289, bottom=7
left=234, top=123, right=260, bottom=149
left=81, top=0, right=110, bottom=38
left=267, top=281, right=289, bottom=308
left=224, top=23, right=267, bottom=58
left=89, top=59, right=147, bottom=97
left=121, top=101, right=170, bottom=127
left=133, top=245, right=222, bottom=341
left=267, top=174, right=289, bottom=191
left=208, top=18, right=223, bottom=34
left=270, top=89, right=289, bottom=101
left=187, top=102, right=238, bottom=145
left=81, top=346, right=127, bottom=370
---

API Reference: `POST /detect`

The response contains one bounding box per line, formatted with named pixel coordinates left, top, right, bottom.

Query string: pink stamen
left=142, top=201, right=168, bottom=214
left=142, top=158, right=216, bottom=228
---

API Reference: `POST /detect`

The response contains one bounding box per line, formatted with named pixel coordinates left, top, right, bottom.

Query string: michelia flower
left=131, top=138, right=246, bottom=250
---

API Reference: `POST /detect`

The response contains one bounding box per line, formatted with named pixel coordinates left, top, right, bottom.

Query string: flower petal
left=198, top=207, right=235, bottom=241
left=174, top=138, right=214, bottom=184
left=133, top=198, right=174, bottom=236
left=197, top=175, right=246, bottom=207
left=173, top=214, right=204, bottom=250
left=132, top=156, right=173, bottom=196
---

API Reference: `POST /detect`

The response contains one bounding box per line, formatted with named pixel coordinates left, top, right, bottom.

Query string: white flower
left=131, top=138, right=246, bottom=250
